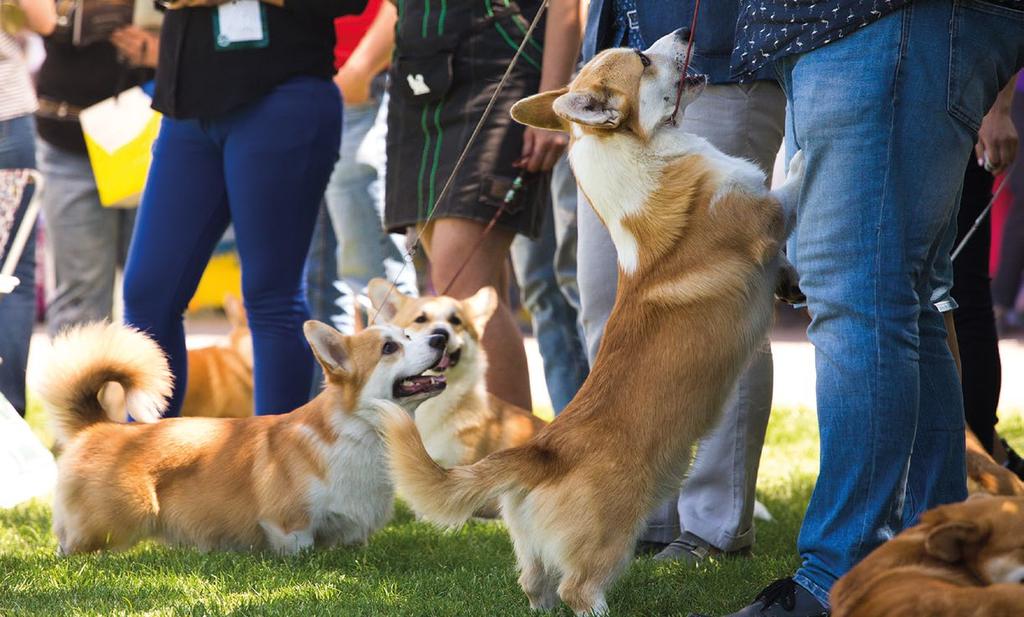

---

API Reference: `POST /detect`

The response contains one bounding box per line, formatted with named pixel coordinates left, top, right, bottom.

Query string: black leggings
left=952, top=159, right=1002, bottom=453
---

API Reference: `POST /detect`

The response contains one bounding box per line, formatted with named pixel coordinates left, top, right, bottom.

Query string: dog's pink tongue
left=437, top=353, right=452, bottom=370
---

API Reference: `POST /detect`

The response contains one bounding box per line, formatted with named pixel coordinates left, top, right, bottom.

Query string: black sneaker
left=688, top=577, right=830, bottom=617
left=1001, top=438, right=1024, bottom=481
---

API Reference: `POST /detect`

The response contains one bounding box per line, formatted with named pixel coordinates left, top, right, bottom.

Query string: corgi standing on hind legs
left=381, top=30, right=804, bottom=615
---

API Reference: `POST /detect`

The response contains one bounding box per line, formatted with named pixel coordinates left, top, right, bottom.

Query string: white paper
left=79, top=87, right=156, bottom=154
left=217, top=0, right=264, bottom=45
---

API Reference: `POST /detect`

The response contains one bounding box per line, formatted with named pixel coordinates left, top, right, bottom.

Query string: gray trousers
left=576, top=82, right=786, bottom=551
left=38, top=141, right=135, bottom=336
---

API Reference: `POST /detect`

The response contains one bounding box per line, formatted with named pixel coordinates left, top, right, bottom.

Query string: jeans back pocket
left=948, top=0, right=1024, bottom=131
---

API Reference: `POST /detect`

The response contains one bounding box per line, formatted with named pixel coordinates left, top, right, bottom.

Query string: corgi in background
left=367, top=279, right=546, bottom=471
left=182, top=294, right=254, bottom=418
left=831, top=496, right=1024, bottom=617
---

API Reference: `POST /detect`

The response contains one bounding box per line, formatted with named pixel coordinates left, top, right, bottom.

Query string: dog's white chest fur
left=414, top=378, right=479, bottom=468
left=570, top=128, right=768, bottom=274
left=264, top=414, right=393, bottom=553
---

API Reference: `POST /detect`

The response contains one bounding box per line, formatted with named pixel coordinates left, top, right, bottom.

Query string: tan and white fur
left=831, top=497, right=1024, bottom=617
left=100, top=295, right=255, bottom=419
left=38, top=320, right=447, bottom=555
left=379, top=30, right=804, bottom=615
left=366, top=279, right=547, bottom=469
left=181, top=294, right=255, bottom=418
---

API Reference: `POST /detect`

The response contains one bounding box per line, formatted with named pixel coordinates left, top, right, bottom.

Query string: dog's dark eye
left=382, top=341, right=399, bottom=355
left=636, top=51, right=651, bottom=68
left=448, top=315, right=462, bottom=327
left=414, top=314, right=428, bottom=324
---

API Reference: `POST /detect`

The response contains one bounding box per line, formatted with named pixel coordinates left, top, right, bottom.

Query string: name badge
left=213, top=0, right=268, bottom=51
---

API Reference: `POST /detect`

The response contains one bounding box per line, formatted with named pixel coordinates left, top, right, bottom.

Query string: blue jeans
left=777, top=0, right=1024, bottom=605
left=0, top=114, right=37, bottom=416
left=124, top=76, right=341, bottom=417
left=306, top=77, right=415, bottom=336
left=37, top=140, right=135, bottom=336
left=511, top=155, right=588, bottom=414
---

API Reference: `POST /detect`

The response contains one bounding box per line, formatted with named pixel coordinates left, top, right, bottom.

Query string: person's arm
left=976, top=75, right=1018, bottom=175
left=21, top=0, right=57, bottom=35
left=517, top=0, right=581, bottom=173
left=334, top=1, right=397, bottom=106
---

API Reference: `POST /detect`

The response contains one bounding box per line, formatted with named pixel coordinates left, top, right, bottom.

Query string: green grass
left=3, top=403, right=1022, bottom=617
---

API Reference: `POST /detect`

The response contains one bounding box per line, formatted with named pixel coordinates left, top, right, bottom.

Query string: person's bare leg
left=422, top=217, right=532, bottom=410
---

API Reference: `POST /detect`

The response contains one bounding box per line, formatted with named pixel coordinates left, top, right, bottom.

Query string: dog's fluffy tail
left=36, top=322, right=173, bottom=444
left=376, top=400, right=554, bottom=527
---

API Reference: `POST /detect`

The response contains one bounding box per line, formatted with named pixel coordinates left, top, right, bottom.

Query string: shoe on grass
left=634, top=539, right=669, bottom=556
left=1000, top=438, right=1024, bottom=481
left=652, top=531, right=750, bottom=564
left=688, top=577, right=830, bottom=617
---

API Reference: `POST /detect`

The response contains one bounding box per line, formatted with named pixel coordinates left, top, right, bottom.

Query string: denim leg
left=223, top=78, right=341, bottom=415
left=550, top=155, right=582, bottom=316
left=37, top=141, right=122, bottom=335
left=510, top=172, right=588, bottom=414
left=306, top=203, right=341, bottom=330
left=780, top=0, right=1021, bottom=603
left=123, top=118, right=232, bottom=418
left=0, top=115, right=38, bottom=416
left=311, top=82, right=417, bottom=336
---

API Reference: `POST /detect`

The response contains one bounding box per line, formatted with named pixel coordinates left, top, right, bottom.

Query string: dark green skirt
left=385, top=0, right=548, bottom=239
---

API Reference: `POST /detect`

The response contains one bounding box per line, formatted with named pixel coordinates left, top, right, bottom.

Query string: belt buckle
left=627, top=9, right=640, bottom=30
left=56, top=101, right=69, bottom=119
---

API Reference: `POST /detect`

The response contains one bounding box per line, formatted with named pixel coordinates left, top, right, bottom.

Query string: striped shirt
left=0, top=31, right=37, bottom=122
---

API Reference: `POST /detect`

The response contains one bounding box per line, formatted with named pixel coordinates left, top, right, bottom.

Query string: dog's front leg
left=259, top=520, right=315, bottom=556
left=774, top=252, right=805, bottom=305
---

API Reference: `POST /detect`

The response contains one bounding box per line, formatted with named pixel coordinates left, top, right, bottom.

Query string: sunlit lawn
left=3, top=401, right=1022, bottom=616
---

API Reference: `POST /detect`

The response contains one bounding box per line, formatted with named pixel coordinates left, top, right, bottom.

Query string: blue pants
left=510, top=155, right=588, bottom=414
left=0, top=114, right=37, bottom=416
left=124, top=76, right=341, bottom=417
left=778, top=0, right=1024, bottom=605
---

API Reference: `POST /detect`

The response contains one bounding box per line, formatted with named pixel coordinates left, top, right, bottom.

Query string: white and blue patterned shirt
left=732, top=0, right=908, bottom=77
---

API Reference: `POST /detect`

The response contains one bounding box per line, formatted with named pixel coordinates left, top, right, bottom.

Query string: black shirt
left=153, top=0, right=367, bottom=119
left=36, top=40, right=153, bottom=153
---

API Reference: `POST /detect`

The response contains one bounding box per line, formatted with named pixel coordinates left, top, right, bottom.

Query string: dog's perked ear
left=923, top=519, right=988, bottom=562
left=304, top=320, right=352, bottom=377
left=511, top=88, right=568, bottom=131
left=366, top=277, right=406, bottom=324
left=552, top=90, right=625, bottom=129
left=465, top=286, right=498, bottom=335
left=223, top=294, right=248, bottom=329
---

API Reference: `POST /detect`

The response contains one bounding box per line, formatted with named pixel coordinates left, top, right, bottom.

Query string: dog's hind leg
left=518, top=556, right=560, bottom=611
left=557, top=573, right=609, bottom=617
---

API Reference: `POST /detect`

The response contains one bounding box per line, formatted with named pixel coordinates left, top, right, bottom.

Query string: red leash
left=669, top=0, right=702, bottom=126
left=439, top=174, right=523, bottom=295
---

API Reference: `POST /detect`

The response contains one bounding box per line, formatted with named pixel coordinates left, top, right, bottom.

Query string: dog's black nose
left=428, top=332, right=448, bottom=350
left=430, top=328, right=449, bottom=343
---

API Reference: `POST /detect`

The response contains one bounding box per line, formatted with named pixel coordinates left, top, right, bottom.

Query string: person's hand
left=515, top=127, right=567, bottom=173
left=334, top=63, right=373, bottom=107
left=975, top=95, right=1017, bottom=175
left=110, top=26, right=159, bottom=68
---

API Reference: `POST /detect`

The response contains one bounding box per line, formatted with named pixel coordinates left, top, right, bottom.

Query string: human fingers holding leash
left=516, top=127, right=568, bottom=173
left=976, top=76, right=1018, bottom=175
